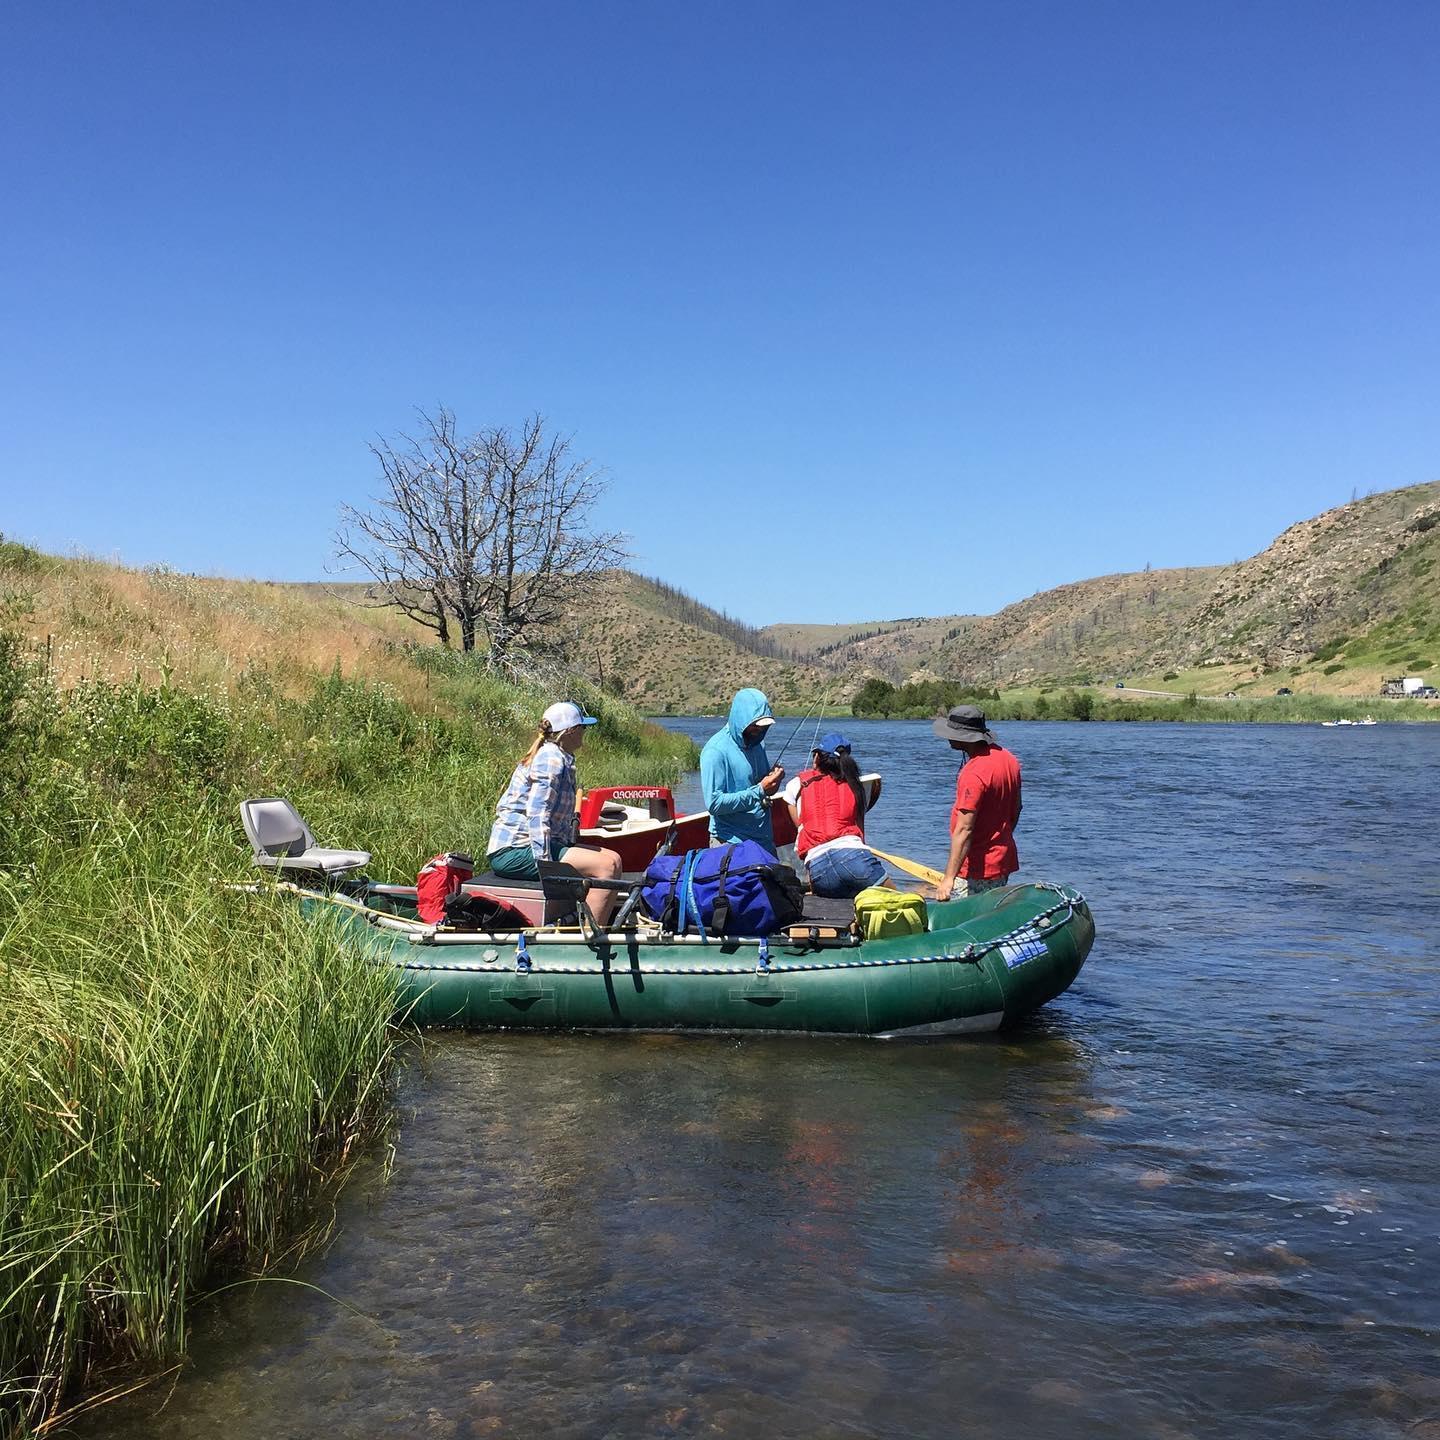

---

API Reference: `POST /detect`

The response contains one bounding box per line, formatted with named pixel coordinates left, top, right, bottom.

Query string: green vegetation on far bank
left=849, top=676, right=1440, bottom=723
left=0, top=627, right=694, bottom=1435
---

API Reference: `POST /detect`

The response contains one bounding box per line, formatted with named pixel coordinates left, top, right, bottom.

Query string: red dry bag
left=415, top=852, right=475, bottom=923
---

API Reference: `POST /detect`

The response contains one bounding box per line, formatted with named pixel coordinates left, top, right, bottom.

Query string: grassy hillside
left=1163, top=481, right=1440, bottom=678
left=229, top=480, right=1440, bottom=710
left=818, top=481, right=1440, bottom=698
left=763, top=614, right=978, bottom=682
left=927, top=565, right=1225, bottom=687
left=556, top=571, right=848, bottom=712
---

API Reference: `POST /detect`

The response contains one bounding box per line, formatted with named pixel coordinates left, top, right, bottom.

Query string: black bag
left=442, top=889, right=530, bottom=931
left=640, top=841, right=804, bottom=937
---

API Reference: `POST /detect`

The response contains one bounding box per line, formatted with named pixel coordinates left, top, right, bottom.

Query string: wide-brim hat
left=932, top=705, right=997, bottom=745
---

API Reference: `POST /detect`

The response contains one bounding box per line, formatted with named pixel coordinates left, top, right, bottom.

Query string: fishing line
left=810, top=677, right=839, bottom=752
left=770, top=691, right=824, bottom=766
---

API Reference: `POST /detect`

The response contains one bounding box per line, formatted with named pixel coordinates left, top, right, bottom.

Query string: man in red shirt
left=931, top=705, right=1021, bottom=900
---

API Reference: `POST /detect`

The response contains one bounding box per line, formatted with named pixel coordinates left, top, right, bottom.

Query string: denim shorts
left=806, top=845, right=887, bottom=899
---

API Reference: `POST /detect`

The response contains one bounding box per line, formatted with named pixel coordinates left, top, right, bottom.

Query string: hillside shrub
left=852, top=678, right=999, bottom=720
left=851, top=678, right=896, bottom=716
left=0, top=536, right=58, bottom=576
left=69, top=678, right=236, bottom=804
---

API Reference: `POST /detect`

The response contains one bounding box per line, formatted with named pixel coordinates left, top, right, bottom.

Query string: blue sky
left=2, top=1, right=1437, bottom=625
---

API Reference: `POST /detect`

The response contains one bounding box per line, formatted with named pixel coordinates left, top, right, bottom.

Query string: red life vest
left=793, top=770, right=865, bottom=857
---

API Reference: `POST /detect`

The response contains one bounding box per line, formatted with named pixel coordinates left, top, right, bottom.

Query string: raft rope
left=246, top=878, right=1085, bottom=978
left=386, top=885, right=1085, bottom=979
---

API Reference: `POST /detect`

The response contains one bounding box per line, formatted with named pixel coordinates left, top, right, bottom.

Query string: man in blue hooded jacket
left=700, top=688, right=785, bottom=852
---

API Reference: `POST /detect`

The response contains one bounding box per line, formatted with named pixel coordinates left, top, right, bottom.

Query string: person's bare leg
left=560, top=845, right=623, bottom=925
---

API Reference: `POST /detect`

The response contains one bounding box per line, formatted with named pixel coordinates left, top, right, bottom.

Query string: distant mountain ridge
left=9, top=482, right=1432, bottom=715
left=573, top=480, right=1440, bottom=706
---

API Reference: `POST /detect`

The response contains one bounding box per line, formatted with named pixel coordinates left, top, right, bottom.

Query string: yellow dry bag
left=853, top=887, right=928, bottom=940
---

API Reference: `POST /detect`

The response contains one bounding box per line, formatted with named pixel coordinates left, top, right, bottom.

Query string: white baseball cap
left=543, top=701, right=598, bottom=733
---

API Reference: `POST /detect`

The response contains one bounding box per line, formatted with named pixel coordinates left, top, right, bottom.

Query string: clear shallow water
left=81, top=722, right=1440, bottom=1439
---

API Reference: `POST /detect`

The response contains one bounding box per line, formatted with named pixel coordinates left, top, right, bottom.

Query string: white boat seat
left=240, top=797, right=370, bottom=876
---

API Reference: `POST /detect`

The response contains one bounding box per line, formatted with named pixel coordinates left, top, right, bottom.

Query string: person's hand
left=933, top=877, right=956, bottom=901
left=760, top=766, right=786, bottom=795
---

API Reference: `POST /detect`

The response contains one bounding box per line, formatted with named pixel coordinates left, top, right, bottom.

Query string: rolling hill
left=762, top=615, right=978, bottom=683
left=7, top=480, right=1434, bottom=713
left=555, top=572, right=841, bottom=713
left=762, top=480, right=1440, bottom=698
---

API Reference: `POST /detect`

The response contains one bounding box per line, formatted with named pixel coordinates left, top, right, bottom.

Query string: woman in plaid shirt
left=485, top=701, right=624, bottom=924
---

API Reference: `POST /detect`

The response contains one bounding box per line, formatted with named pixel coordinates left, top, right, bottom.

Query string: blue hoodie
left=700, top=688, right=777, bottom=851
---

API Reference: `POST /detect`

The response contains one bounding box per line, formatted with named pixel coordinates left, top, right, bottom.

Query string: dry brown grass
left=6, top=554, right=439, bottom=706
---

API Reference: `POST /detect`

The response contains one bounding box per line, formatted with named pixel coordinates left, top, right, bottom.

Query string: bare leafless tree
left=336, top=408, right=626, bottom=665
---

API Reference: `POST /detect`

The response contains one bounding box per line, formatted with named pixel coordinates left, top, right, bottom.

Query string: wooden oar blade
left=870, top=848, right=945, bottom=887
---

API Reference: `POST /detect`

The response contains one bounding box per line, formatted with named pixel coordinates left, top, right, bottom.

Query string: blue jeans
left=806, top=845, right=886, bottom=899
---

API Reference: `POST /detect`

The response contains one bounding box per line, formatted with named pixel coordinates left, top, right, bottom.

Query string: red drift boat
left=577, top=786, right=714, bottom=871
left=577, top=778, right=873, bottom=872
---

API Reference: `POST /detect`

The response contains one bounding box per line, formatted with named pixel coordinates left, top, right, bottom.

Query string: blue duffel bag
left=641, top=841, right=804, bottom=938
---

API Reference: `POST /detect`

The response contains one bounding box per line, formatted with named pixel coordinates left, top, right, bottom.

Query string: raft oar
left=869, top=848, right=945, bottom=887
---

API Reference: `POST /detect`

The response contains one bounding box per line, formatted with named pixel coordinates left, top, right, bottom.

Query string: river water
left=81, top=720, right=1439, bottom=1439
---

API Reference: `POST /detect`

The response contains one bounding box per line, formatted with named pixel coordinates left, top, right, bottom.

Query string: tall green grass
left=0, top=862, right=398, bottom=1428
left=0, top=635, right=694, bottom=1434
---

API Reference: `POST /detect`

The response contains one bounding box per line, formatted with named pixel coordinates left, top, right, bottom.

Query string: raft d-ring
left=755, top=938, right=772, bottom=974
left=515, top=934, right=532, bottom=973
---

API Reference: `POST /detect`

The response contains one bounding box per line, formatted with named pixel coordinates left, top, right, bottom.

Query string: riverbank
left=0, top=631, right=694, bottom=1434
left=847, top=677, right=1440, bottom=724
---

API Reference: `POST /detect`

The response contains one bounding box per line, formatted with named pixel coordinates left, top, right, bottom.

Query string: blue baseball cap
left=815, top=731, right=853, bottom=754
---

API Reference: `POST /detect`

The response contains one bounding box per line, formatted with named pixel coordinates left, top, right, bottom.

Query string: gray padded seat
left=240, top=797, right=370, bottom=876
left=800, top=893, right=857, bottom=926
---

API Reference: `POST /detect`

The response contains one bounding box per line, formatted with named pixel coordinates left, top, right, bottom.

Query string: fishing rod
left=769, top=679, right=838, bottom=768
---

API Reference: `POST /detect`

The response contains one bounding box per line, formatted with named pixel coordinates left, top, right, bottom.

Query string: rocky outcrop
left=1165, top=482, right=1440, bottom=669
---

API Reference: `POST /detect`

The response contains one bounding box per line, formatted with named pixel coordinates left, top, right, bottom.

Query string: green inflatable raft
left=292, top=878, right=1094, bottom=1039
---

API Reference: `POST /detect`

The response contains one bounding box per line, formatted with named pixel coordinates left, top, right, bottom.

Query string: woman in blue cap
left=486, top=700, right=623, bottom=923
left=781, top=733, right=888, bottom=898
